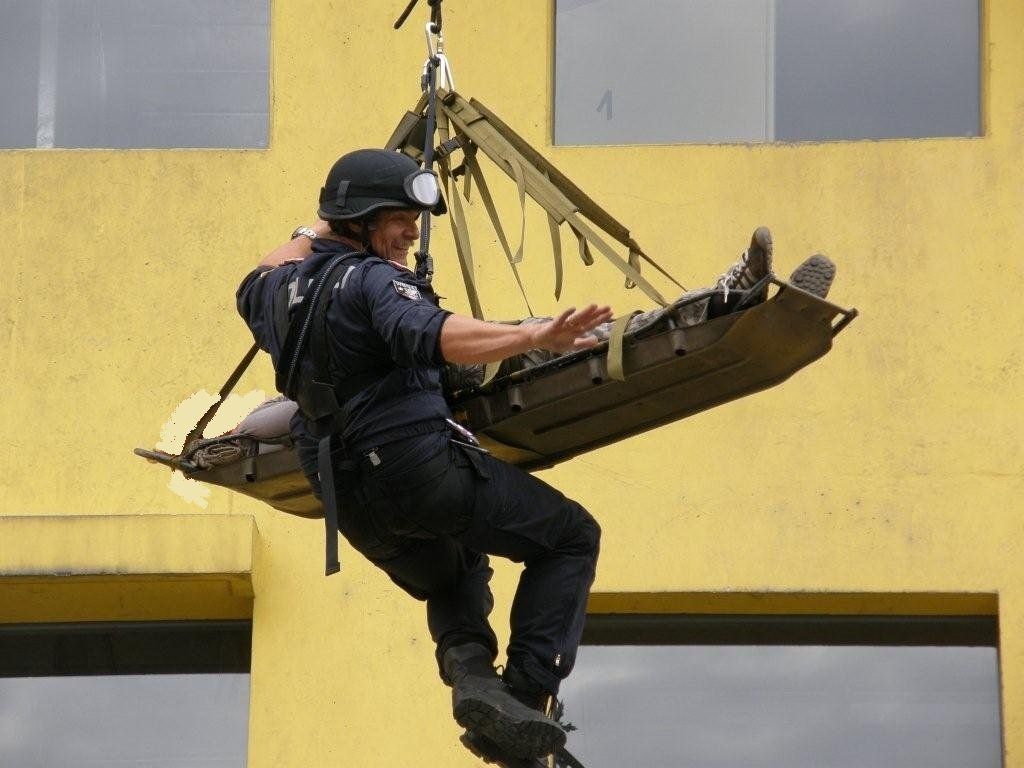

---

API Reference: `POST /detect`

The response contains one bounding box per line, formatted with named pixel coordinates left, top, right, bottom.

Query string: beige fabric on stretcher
left=190, top=397, right=297, bottom=469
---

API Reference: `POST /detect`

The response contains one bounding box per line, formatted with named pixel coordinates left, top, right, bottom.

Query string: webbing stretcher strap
left=507, top=153, right=528, bottom=266
left=459, top=93, right=686, bottom=293
left=457, top=139, right=534, bottom=316
left=546, top=198, right=564, bottom=300
left=465, top=143, right=564, bottom=301
left=606, top=311, right=641, bottom=382
left=436, top=111, right=484, bottom=320
left=183, top=342, right=259, bottom=453
left=437, top=92, right=671, bottom=307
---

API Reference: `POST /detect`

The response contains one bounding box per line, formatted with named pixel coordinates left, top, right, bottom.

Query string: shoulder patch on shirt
left=392, top=280, right=422, bottom=301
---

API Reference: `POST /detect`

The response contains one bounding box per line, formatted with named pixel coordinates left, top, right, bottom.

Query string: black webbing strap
left=273, top=252, right=367, bottom=576
left=276, top=254, right=354, bottom=402
left=318, top=435, right=337, bottom=574
left=183, top=342, right=260, bottom=455
left=318, top=435, right=360, bottom=576
left=309, top=262, right=355, bottom=421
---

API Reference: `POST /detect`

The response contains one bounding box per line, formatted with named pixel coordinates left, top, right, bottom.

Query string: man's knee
left=564, top=504, right=601, bottom=561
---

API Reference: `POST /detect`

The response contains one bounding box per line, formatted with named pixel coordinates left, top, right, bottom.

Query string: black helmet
left=317, top=148, right=447, bottom=221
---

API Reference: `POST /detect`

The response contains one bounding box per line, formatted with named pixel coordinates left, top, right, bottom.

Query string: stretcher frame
left=136, top=277, right=856, bottom=520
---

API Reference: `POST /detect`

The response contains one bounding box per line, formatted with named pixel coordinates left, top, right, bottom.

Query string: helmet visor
left=404, top=170, right=442, bottom=208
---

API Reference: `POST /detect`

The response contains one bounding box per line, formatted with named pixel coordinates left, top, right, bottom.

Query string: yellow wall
left=1, top=1, right=1022, bottom=765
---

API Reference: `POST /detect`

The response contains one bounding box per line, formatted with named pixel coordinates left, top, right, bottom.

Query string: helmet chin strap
left=360, top=218, right=377, bottom=251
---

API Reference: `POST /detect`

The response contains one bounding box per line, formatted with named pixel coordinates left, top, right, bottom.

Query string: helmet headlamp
left=404, top=170, right=442, bottom=208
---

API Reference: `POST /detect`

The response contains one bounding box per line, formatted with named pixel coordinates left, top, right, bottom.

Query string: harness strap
left=276, top=255, right=349, bottom=401
left=461, top=142, right=534, bottom=314
left=438, top=91, right=671, bottom=307
left=482, top=360, right=502, bottom=387
left=384, top=94, right=430, bottom=154
left=625, top=249, right=641, bottom=290
left=634, top=248, right=688, bottom=292
left=466, top=91, right=687, bottom=290
left=274, top=252, right=377, bottom=576
left=565, top=212, right=670, bottom=306
left=572, top=227, right=594, bottom=266
left=309, top=264, right=357, bottom=421
left=436, top=111, right=484, bottom=319
left=318, top=434, right=342, bottom=575
left=507, top=152, right=528, bottom=266
left=607, top=311, right=642, bottom=382
left=183, top=342, right=260, bottom=455
left=544, top=173, right=565, bottom=300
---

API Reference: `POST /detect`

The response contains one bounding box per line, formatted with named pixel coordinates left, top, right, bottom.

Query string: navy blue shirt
left=237, top=239, right=454, bottom=451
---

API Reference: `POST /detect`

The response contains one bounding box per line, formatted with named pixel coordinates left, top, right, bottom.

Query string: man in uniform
left=238, top=148, right=613, bottom=763
left=237, top=148, right=835, bottom=765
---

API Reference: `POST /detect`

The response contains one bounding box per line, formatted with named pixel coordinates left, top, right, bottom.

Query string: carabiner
left=423, top=22, right=455, bottom=91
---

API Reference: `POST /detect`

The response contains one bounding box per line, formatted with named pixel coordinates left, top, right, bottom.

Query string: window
left=0, top=0, right=270, bottom=149
left=0, top=621, right=251, bottom=767
left=559, top=614, right=1002, bottom=768
left=553, top=0, right=980, bottom=145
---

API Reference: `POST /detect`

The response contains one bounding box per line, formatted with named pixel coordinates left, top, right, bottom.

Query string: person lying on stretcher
left=444, top=226, right=835, bottom=392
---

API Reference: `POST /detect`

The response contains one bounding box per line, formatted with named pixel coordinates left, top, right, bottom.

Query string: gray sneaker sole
left=788, top=254, right=836, bottom=299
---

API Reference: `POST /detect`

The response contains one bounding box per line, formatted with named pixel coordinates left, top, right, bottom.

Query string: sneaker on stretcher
left=788, top=253, right=836, bottom=299
left=716, top=226, right=774, bottom=302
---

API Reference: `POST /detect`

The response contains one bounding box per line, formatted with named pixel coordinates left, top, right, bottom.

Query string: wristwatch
left=290, top=226, right=318, bottom=241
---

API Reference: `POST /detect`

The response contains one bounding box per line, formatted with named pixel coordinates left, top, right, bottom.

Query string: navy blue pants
left=300, top=428, right=600, bottom=695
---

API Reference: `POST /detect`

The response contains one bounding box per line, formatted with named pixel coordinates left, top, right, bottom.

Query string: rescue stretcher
left=135, top=277, right=856, bottom=520
left=135, top=76, right=858, bottom=518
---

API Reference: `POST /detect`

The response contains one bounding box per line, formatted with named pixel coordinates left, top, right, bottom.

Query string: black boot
left=460, top=729, right=551, bottom=768
left=502, top=661, right=554, bottom=714
left=443, top=644, right=566, bottom=759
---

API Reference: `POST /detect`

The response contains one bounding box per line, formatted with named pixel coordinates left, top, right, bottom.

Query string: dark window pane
left=0, top=622, right=251, bottom=768
left=553, top=0, right=980, bottom=145
left=554, top=0, right=772, bottom=145
left=0, top=674, right=249, bottom=767
left=775, top=0, right=980, bottom=141
left=561, top=616, right=1002, bottom=768
left=0, top=0, right=269, bottom=149
left=0, top=621, right=251, bottom=676
left=0, top=2, right=43, bottom=148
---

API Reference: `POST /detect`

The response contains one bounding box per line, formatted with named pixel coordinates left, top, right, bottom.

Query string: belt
left=318, top=420, right=452, bottom=576
left=345, top=418, right=451, bottom=454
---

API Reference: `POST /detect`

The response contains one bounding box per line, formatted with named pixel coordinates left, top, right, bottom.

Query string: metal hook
left=424, top=21, right=441, bottom=57
left=436, top=53, right=455, bottom=91
left=423, top=22, right=455, bottom=91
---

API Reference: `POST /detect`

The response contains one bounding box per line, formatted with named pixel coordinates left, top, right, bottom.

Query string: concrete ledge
left=0, top=515, right=256, bottom=623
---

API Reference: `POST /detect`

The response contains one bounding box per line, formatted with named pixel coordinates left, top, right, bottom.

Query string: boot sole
left=460, top=730, right=551, bottom=767
left=454, top=697, right=566, bottom=759
left=789, top=254, right=836, bottom=299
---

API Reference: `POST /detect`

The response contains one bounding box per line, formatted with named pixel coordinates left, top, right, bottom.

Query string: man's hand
left=439, top=304, right=614, bottom=365
left=527, top=304, right=614, bottom=354
left=257, top=219, right=334, bottom=269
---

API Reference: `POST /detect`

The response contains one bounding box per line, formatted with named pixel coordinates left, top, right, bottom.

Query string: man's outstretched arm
left=439, top=305, right=613, bottom=365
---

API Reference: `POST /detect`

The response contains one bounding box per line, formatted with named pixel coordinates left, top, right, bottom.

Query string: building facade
left=0, top=1, right=1019, bottom=765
